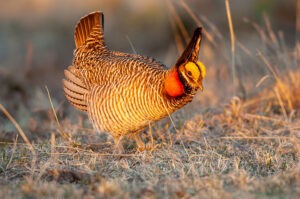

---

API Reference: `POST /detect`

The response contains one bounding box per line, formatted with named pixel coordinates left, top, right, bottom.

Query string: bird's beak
left=197, top=81, right=204, bottom=92
left=174, top=27, right=202, bottom=66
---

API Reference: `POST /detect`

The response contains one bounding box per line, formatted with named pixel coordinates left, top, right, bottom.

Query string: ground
left=0, top=1, right=300, bottom=198
left=1, top=91, right=300, bottom=198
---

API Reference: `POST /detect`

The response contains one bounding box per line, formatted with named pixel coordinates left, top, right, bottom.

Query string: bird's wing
left=111, top=51, right=167, bottom=70
left=63, top=65, right=88, bottom=112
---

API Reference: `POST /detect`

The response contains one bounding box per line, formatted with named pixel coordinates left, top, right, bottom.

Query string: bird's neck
left=164, top=67, right=184, bottom=97
left=162, top=66, right=196, bottom=110
left=161, top=68, right=196, bottom=114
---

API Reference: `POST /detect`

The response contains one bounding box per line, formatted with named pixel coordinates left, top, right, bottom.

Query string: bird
left=62, top=11, right=206, bottom=152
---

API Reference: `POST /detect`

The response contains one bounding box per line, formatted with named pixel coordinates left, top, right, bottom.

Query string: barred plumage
left=63, top=12, right=206, bottom=151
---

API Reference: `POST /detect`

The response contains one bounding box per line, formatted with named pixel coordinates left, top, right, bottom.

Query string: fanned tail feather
left=74, top=11, right=105, bottom=48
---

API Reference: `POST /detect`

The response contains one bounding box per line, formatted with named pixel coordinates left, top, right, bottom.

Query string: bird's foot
left=113, top=136, right=125, bottom=155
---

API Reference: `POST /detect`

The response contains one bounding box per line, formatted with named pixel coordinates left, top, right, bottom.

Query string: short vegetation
left=0, top=1, right=299, bottom=198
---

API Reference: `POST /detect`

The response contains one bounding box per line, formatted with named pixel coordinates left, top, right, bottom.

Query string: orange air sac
left=164, top=69, right=184, bottom=97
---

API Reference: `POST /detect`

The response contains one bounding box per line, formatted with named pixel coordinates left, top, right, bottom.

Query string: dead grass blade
left=225, top=0, right=236, bottom=96
left=0, top=104, right=36, bottom=168
left=45, top=86, right=72, bottom=143
left=236, top=40, right=253, bottom=58
left=50, top=132, right=56, bottom=163
left=166, top=0, right=189, bottom=44
left=244, top=113, right=288, bottom=125
left=126, top=35, right=137, bottom=54
left=166, top=0, right=184, bottom=54
left=256, top=75, right=270, bottom=88
left=257, top=49, right=279, bottom=81
left=220, top=136, right=300, bottom=143
left=297, top=0, right=300, bottom=41
left=274, top=88, right=288, bottom=121
left=179, top=0, right=214, bottom=44
left=297, top=0, right=300, bottom=68
left=263, top=14, right=279, bottom=47
left=6, top=134, right=18, bottom=169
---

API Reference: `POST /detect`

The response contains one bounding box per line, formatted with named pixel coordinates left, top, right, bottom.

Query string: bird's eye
left=187, top=71, right=192, bottom=76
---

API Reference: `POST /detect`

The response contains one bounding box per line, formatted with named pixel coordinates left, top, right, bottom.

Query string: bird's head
left=165, top=27, right=206, bottom=97
left=177, top=61, right=206, bottom=91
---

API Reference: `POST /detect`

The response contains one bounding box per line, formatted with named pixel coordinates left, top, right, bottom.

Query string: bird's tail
left=74, top=11, right=105, bottom=49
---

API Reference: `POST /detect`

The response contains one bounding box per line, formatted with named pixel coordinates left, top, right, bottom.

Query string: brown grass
left=1, top=1, right=300, bottom=199
left=225, top=0, right=237, bottom=96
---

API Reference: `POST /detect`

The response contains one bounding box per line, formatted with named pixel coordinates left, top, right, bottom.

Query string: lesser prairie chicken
left=63, top=12, right=206, bottom=151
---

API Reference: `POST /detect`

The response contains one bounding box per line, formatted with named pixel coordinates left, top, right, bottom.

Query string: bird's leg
left=133, top=133, right=145, bottom=152
left=113, top=136, right=125, bottom=154
left=145, top=123, right=160, bottom=152
left=148, top=122, right=154, bottom=149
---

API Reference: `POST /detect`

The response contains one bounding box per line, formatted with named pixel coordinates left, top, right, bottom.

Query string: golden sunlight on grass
left=0, top=1, right=299, bottom=198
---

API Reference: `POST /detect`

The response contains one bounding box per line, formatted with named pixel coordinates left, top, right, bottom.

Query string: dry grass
left=1, top=99, right=299, bottom=198
left=1, top=1, right=300, bottom=199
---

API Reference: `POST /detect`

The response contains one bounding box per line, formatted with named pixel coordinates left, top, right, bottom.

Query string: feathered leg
left=113, top=136, right=125, bottom=154
left=133, top=133, right=145, bottom=152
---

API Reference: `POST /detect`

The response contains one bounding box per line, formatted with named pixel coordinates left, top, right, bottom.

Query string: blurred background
left=0, top=0, right=298, bottom=135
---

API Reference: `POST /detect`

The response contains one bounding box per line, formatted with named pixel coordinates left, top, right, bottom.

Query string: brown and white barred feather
left=63, top=66, right=88, bottom=112
left=74, top=11, right=105, bottom=49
